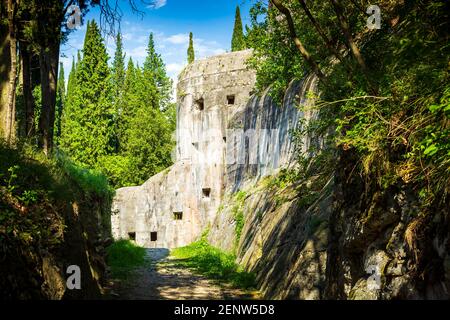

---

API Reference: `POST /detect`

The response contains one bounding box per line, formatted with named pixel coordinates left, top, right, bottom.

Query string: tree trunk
left=329, top=0, right=367, bottom=72
left=297, top=0, right=345, bottom=63
left=20, top=42, right=35, bottom=138
left=0, top=0, right=12, bottom=140
left=5, top=0, right=17, bottom=144
left=329, top=0, right=378, bottom=93
left=270, top=0, right=325, bottom=80
left=38, top=43, right=59, bottom=155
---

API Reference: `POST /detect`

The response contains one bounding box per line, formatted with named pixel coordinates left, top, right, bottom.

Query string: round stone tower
left=112, top=50, right=256, bottom=248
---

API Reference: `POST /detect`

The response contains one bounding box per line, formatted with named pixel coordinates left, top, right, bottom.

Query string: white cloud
left=122, top=33, right=148, bottom=46
left=163, top=34, right=226, bottom=59
left=166, top=62, right=185, bottom=74
left=127, top=45, right=148, bottom=59
left=165, top=33, right=189, bottom=45
left=195, top=39, right=226, bottom=58
left=147, top=0, right=167, bottom=10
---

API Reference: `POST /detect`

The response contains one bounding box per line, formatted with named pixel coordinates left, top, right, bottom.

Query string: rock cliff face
left=111, top=50, right=450, bottom=299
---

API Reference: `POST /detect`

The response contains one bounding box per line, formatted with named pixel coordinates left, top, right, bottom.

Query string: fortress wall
left=112, top=50, right=257, bottom=248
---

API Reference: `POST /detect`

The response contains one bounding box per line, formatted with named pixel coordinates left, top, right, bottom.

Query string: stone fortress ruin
left=112, top=49, right=317, bottom=248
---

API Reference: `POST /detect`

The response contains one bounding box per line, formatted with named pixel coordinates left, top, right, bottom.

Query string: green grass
left=232, top=191, right=247, bottom=252
left=55, top=152, right=114, bottom=199
left=106, top=240, right=147, bottom=279
left=172, top=236, right=256, bottom=290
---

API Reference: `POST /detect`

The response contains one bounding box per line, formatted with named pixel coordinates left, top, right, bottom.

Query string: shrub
left=172, top=235, right=256, bottom=289
left=106, top=240, right=147, bottom=279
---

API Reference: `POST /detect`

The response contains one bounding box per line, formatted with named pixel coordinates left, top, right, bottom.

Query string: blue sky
left=61, top=0, right=255, bottom=88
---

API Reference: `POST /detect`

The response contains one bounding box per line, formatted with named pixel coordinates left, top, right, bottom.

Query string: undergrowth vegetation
left=247, top=0, right=449, bottom=212
left=106, top=240, right=147, bottom=280
left=172, top=233, right=256, bottom=290
left=0, top=142, right=113, bottom=250
left=0, top=141, right=114, bottom=297
left=231, top=191, right=247, bottom=252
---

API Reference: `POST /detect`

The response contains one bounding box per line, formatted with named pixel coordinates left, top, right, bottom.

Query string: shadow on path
left=110, top=249, right=257, bottom=300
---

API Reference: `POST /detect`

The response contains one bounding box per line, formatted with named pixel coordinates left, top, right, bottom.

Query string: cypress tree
left=187, top=32, right=195, bottom=64
left=231, top=6, right=246, bottom=51
left=66, top=57, right=76, bottom=100
left=144, top=33, right=172, bottom=110
left=117, top=58, right=138, bottom=146
left=60, top=20, right=114, bottom=167
left=63, top=54, right=78, bottom=134
left=54, top=62, right=65, bottom=144
left=112, top=32, right=125, bottom=98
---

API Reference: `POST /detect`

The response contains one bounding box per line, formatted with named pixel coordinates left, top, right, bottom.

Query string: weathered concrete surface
left=209, top=74, right=320, bottom=252
left=225, top=74, right=319, bottom=194
left=112, top=50, right=256, bottom=248
left=208, top=74, right=329, bottom=300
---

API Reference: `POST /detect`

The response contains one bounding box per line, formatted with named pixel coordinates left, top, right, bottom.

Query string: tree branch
left=270, top=0, right=325, bottom=80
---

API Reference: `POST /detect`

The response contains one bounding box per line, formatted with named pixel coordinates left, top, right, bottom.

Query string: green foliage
left=324, top=1, right=450, bottom=203
left=246, top=1, right=317, bottom=102
left=32, top=86, right=42, bottom=132
left=55, top=152, right=114, bottom=199
left=55, top=62, right=65, bottom=145
left=144, top=33, right=173, bottom=111
left=111, top=54, right=175, bottom=187
left=264, top=169, right=299, bottom=190
left=60, top=20, right=114, bottom=168
left=60, top=23, right=175, bottom=189
left=247, top=0, right=450, bottom=209
left=231, top=6, right=246, bottom=52
left=0, top=141, right=112, bottom=268
left=106, top=240, right=147, bottom=279
left=231, top=191, right=247, bottom=251
left=172, top=234, right=256, bottom=289
left=187, top=32, right=195, bottom=64
left=112, top=32, right=126, bottom=100
left=119, top=106, right=174, bottom=186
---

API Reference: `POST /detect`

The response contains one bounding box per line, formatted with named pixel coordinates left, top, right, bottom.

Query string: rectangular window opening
left=202, top=188, right=211, bottom=199
left=227, top=95, right=235, bottom=105
left=196, top=98, right=205, bottom=111
left=150, top=232, right=158, bottom=242
left=173, top=212, right=183, bottom=220
left=128, top=232, right=136, bottom=241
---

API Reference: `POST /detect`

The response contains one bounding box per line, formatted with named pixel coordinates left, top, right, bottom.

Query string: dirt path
left=110, top=249, right=257, bottom=300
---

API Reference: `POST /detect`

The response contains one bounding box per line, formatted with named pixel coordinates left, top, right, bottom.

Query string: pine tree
left=112, top=32, right=125, bottom=98
left=102, top=56, right=175, bottom=187
left=122, top=103, right=174, bottom=185
left=231, top=6, right=246, bottom=52
left=187, top=32, right=195, bottom=64
left=60, top=20, right=114, bottom=168
left=143, top=33, right=173, bottom=110
left=66, top=56, right=76, bottom=100
left=117, top=58, right=138, bottom=146
left=64, top=54, right=78, bottom=129
left=54, top=62, right=65, bottom=145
